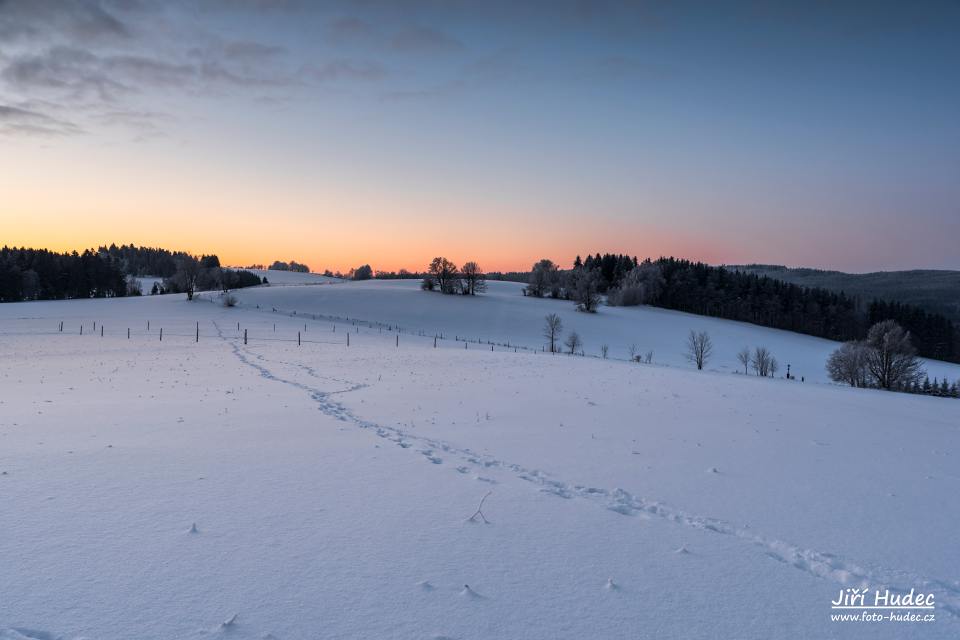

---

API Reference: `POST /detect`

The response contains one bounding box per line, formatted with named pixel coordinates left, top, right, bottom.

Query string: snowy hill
left=245, top=269, right=340, bottom=285
left=1, top=292, right=958, bottom=639
left=225, top=279, right=960, bottom=385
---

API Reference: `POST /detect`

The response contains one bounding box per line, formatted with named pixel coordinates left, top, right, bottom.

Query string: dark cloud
left=0, top=103, right=82, bottom=136
left=2, top=47, right=132, bottom=102
left=0, top=0, right=130, bottom=41
left=390, top=26, right=463, bottom=53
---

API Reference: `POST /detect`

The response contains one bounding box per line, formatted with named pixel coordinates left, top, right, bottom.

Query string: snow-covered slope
left=2, top=293, right=958, bottom=639
left=226, top=278, right=960, bottom=385
left=244, top=269, right=340, bottom=285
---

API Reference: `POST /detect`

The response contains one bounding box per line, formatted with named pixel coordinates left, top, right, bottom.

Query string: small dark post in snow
left=491, top=344, right=493, bottom=352
left=787, top=364, right=791, bottom=379
left=160, top=328, right=163, bottom=341
left=305, top=323, right=307, bottom=331
left=434, top=336, right=437, bottom=348
left=273, top=323, right=276, bottom=332
left=196, top=322, right=199, bottom=342
left=93, top=321, right=96, bottom=331
left=127, top=328, right=130, bottom=339
left=396, top=334, right=399, bottom=348
left=147, top=320, right=150, bottom=331
left=298, top=331, right=301, bottom=346
left=237, top=321, right=240, bottom=331
left=244, top=329, right=247, bottom=345
left=347, top=333, right=350, bottom=347
left=101, top=325, right=104, bottom=337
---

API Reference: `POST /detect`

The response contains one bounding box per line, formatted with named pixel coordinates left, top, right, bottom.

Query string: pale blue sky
left=1, top=1, right=958, bottom=272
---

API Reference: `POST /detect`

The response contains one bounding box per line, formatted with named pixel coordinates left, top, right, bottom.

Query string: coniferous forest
left=0, top=244, right=262, bottom=302
left=576, top=254, right=959, bottom=364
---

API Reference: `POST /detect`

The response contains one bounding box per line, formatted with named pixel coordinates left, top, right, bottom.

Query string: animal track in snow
left=216, top=322, right=960, bottom=619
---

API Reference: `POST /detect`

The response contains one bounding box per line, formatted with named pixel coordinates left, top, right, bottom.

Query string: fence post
left=347, top=333, right=350, bottom=347
left=147, top=320, right=150, bottom=331
left=396, top=334, right=398, bottom=348
left=128, top=328, right=130, bottom=339
left=80, top=325, right=83, bottom=335
left=298, top=331, right=301, bottom=346
left=196, top=322, right=199, bottom=342
left=160, top=328, right=163, bottom=341
left=244, top=329, right=247, bottom=345
left=434, top=336, right=437, bottom=348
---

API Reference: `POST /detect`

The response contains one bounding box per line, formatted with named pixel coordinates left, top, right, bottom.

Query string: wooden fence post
left=244, top=329, right=247, bottom=345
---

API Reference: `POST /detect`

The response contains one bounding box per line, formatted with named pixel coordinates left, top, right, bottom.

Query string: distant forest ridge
left=727, top=264, right=960, bottom=323
left=0, top=244, right=263, bottom=302
left=496, top=253, right=958, bottom=364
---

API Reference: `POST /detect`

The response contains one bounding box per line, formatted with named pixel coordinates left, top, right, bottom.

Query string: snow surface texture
left=1, top=289, right=958, bottom=639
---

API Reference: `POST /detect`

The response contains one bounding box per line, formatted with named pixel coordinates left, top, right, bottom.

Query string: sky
left=1, top=0, right=958, bottom=274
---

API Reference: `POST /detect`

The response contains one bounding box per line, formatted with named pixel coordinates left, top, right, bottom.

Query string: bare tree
left=826, top=341, right=869, bottom=387
left=863, top=320, right=924, bottom=390
left=461, top=261, right=486, bottom=295
left=600, top=344, right=609, bottom=359
left=628, top=343, right=639, bottom=362
left=644, top=350, right=654, bottom=364
left=427, top=257, right=459, bottom=294
left=751, top=346, right=774, bottom=376
left=769, top=357, right=779, bottom=377
left=736, top=346, right=751, bottom=374
left=543, top=313, right=563, bottom=353
left=565, top=331, right=582, bottom=354
left=685, top=330, right=713, bottom=370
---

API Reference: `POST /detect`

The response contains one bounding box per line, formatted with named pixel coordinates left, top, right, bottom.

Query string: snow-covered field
left=2, top=288, right=959, bottom=639
left=227, top=279, right=960, bottom=385
left=244, top=269, right=340, bottom=286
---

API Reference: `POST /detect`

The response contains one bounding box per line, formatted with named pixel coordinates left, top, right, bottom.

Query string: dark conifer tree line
left=572, top=254, right=959, bottom=364
left=1, top=244, right=263, bottom=303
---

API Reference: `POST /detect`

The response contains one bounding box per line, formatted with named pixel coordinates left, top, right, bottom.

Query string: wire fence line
left=1, top=294, right=657, bottom=366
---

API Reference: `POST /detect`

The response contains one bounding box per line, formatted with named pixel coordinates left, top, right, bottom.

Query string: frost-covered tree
left=751, top=346, right=774, bottom=377
left=565, top=331, right=582, bottom=354
left=826, top=341, right=869, bottom=387
left=527, top=259, right=558, bottom=298
left=685, top=330, right=713, bottom=370
left=570, top=268, right=600, bottom=313
left=863, top=320, right=924, bottom=390
left=607, top=260, right=664, bottom=306
left=543, top=313, right=563, bottom=353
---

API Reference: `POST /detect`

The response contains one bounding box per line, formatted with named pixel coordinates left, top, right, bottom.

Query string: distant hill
left=727, top=265, right=960, bottom=322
